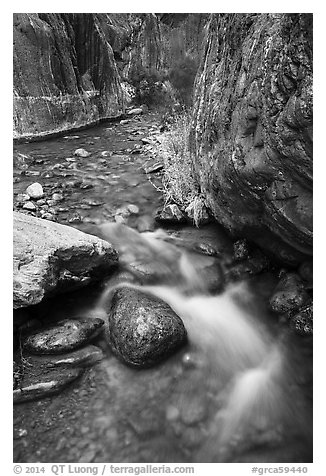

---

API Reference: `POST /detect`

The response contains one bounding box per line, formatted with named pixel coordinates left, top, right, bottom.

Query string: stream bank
left=13, top=110, right=312, bottom=463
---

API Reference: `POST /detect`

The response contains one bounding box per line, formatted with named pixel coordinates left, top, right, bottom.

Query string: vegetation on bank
left=157, top=111, right=208, bottom=227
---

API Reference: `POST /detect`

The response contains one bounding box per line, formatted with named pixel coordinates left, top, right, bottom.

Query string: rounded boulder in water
left=23, top=318, right=104, bottom=355
left=269, top=273, right=309, bottom=315
left=26, top=182, right=44, bottom=199
left=105, top=287, right=187, bottom=368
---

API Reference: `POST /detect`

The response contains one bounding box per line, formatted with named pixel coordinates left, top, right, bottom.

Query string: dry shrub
left=158, top=113, right=207, bottom=226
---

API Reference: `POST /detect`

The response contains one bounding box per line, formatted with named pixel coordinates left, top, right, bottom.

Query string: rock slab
left=23, top=318, right=104, bottom=354
left=105, top=287, right=187, bottom=367
left=13, top=211, right=118, bottom=309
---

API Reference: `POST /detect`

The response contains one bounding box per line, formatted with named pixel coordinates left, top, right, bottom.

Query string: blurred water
left=13, top=116, right=312, bottom=463
left=95, top=224, right=313, bottom=462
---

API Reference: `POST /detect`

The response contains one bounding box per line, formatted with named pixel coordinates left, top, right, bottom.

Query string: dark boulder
left=105, top=287, right=187, bottom=367
left=269, top=272, right=309, bottom=315
left=289, top=302, right=313, bottom=336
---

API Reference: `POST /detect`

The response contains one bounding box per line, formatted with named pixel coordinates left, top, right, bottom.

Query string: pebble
left=127, top=108, right=143, bottom=116
left=115, top=215, right=127, bottom=224
left=52, top=193, right=64, bottom=201
left=23, top=201, right=36, bottom=211
left=41, top=212, right=55, bottom=221
left=143, top=161, right=164, bottom=174
left=74, top=148, right=91, bottom=158
left=192, top=242, right=220, bottom=257
left=68, top=213, right=83, bottom=223
left=23, top=318, right=105, bottom=355
left=26, top=182, right=44, bottom=199
left=17, top=193, right=32, bottom=202
left=80, top=182, right=93, bottom=189
left=126, top=204, right=139, bottom=214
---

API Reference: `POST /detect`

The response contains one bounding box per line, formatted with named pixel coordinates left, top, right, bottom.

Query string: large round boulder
left=105, top=287, right=187, bottom=367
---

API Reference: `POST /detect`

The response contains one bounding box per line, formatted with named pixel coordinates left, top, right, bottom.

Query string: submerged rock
left=26, top=182, right=44, bottom=199
left=233, top=239, right=250, bottom=262
left=74, top=148, right=91, bottom=158
left=155, top=204, right=187, bottom=225
left=225, top=251, right=270, bottom=281
left=191, top=242, right=221, bottom=257
left=22, top=345, right=104, bottom=370
left=23, top=318, right=104, bottom=354
left=127, top=108, right=143, bottom=116
left=13, top=211, right=118, bottom=308
left=196, top=260, right=224, bottom=293
left=105, top=287, right=187, bottom=367
left=298, top=261, right=313, bottom=288
left=13, top=367, right=83, bottom=404
left=289, top=302, right=313, bottom=336
left=270, top=273, right=309, bottom=315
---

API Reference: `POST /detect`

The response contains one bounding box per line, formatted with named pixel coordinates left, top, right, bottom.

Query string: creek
left=13, top=113, right=313, bottom=463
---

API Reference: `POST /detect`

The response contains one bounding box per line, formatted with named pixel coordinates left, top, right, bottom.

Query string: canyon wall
left=190, top=13, right=313, bottom=265
left=13, top=13, right=126, bottom=139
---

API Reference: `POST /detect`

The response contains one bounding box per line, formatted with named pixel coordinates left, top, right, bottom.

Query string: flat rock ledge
left=13, top=212, right=118, bottom=309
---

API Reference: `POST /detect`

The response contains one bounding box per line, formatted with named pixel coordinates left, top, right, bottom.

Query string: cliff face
left=190, top=14, right=312, bottom=265
left=13, top=13, right=126, bottom=139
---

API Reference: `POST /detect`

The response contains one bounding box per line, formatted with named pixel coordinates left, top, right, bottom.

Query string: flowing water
left=13, top=113, right=313, bottom=463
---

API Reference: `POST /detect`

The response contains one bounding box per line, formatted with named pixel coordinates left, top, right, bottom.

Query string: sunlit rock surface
left=13, top=212, right=118, bottom=308
left=190, top=14, right=312, bottom=265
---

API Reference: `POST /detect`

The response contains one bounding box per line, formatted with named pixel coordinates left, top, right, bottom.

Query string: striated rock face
left=13, top=212, right=118, bottom=309
left=13, top=13, right=126, bottom=139
left=190, top=14, right=312, bottom=265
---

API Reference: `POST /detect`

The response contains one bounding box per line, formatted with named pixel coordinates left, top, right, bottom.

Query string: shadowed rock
left=190, top=14, right=312, bottom=265
left=23, top=318, right=104, bottom=354
left=105, top=287, right=187, bottom=367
